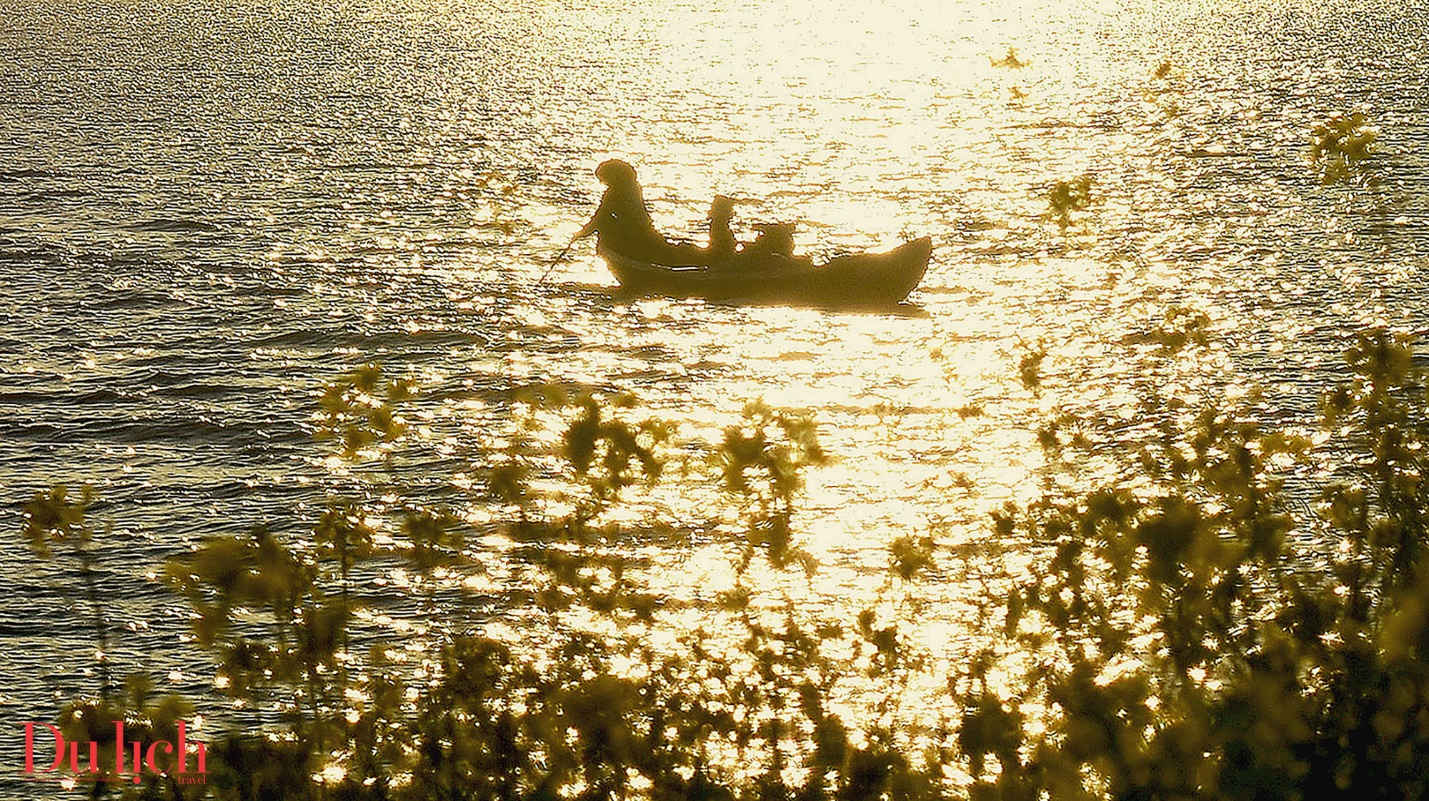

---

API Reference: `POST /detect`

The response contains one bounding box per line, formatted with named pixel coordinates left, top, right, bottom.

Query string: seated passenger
left=707, top=195, right=737, bottom=264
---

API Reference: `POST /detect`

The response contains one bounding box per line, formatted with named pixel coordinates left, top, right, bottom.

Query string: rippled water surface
left=3, top=0, right=1428, bottom=793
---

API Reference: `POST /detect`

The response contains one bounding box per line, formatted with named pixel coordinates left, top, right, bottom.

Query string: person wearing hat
left=573, top=159, right=673, bottom=263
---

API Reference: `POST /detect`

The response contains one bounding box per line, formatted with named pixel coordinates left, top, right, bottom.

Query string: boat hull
left=599, top=237, right=932, bottom=307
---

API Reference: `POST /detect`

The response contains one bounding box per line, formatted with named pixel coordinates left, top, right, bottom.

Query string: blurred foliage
left=315, top=362, right=417, bottom=461
left=23, top=487, right=201, bottom=798
left=22, top=484, right=95, bottom=557
left=954, top=329, right=1429, bottom=800
left=717, top=401, right=828, bottom=572
left=23, top=484, right=115, bottom=698
left=990, top=47, right=1028, bottom=69
left=1017, top=346, right=1046, bottom=391
left=1310, top=109, right=1380, bottom=185
left=1046, top=174, right=1094, bottom=228
left=562, top=392, right=670, bottom=532
left=20, top=330, right=1429, bottom=800
left=53, top=677, right=206, bottom=800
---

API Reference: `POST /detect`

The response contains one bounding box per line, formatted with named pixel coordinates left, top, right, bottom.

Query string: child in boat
left=707, top=195, right=737, bottom=264
left=704, top=199, right=812, bottom=270
left=574, top=159, right=704, bottom=265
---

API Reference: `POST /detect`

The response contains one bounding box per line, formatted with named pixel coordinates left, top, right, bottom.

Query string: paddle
left=534, top=237, right=577, bottom=291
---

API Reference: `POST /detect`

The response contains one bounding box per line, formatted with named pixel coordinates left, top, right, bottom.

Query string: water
left=2, top=0, right=1428, bottom=794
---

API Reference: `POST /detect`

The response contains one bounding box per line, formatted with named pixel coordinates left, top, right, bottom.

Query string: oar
left=534, top=238, right=577, bottom=291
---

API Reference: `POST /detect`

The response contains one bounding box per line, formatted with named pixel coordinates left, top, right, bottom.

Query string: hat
left=595, top=159, right=637, bottom=186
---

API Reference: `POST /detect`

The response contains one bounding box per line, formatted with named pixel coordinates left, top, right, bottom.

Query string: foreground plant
left=954, top=329, right=1429, bottom=800
left=1310, top=109, right=1380, bottom=185
left=22, top=487, right=204, bottom=799
left=1046, top=174, right=1094, bottom=229
left=22, top=330, right=1429, bottom=800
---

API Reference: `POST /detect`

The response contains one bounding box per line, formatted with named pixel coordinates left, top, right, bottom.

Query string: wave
left=0, top=168, right=57, bottom=180
left=124, top=218, right=222, bottom=233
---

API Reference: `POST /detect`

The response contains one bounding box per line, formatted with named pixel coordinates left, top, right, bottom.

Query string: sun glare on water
left=7, top=0, right=1424, bottom=791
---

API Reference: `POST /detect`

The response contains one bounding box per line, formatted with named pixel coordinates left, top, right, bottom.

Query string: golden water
left=2, top=0, right=1427, bottom=792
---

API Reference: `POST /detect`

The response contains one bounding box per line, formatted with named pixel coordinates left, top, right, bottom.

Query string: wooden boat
left=598, top=236, right=932, bottom=307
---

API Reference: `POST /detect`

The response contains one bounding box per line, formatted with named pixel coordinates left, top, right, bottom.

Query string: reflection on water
left=1, top=0, right=1428, bottom=793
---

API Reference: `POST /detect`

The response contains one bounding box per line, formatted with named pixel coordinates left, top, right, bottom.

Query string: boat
left=598, top=236, right=933, bottom=307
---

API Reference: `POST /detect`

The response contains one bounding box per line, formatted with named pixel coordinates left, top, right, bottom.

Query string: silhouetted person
left=573, top=159, right=675, bottom=263
left=707, top=195, right=737, bottom=263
